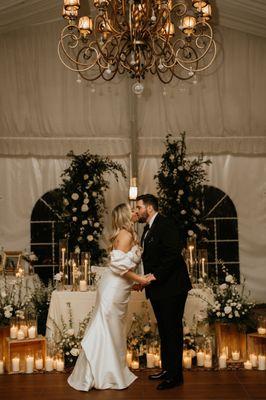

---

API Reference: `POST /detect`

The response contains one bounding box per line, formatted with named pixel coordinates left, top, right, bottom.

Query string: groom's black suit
left=141, top=213, right=192, bottom=380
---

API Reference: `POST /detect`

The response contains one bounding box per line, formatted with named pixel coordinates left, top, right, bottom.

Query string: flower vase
left=64, top=354, right=78, bottom=370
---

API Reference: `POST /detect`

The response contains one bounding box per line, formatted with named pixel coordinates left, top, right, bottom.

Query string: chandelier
left=58, top=0, right=216, bottom=93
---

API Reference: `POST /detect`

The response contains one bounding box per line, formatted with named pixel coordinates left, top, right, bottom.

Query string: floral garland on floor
left=52, top=150, right=126, bottom=264
left=155, top=132, right=211, bottom=246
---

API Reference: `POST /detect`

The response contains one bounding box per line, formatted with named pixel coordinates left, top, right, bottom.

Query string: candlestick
left=196, top=351, right=205, bottom=367
left=25, top=355, right=34, bottom=374
left=0, top=360, right=4, bottom=374
left=232, top=350, right=240, bottom=361
left=12, top=356, right=20, bottom=372
left=10, top=325, right=18, bottom=339
left=146, top=353, right=155, bottom=368
left=258, top=355, right=266, bottom=370
left=219, top=354, right=227, bottom=369
left=244, top=360, right=252, bottom=370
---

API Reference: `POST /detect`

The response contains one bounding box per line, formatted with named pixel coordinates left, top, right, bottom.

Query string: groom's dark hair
left=136, top=194, right=159, bottom=211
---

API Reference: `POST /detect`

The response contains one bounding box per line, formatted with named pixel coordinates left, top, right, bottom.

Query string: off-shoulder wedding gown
left=67, top=245, right=141, bottom=391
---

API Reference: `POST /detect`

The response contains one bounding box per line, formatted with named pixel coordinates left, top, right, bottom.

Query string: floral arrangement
left=0, top=277, right=33, bottom=326
left=207, top=265, right=255, bottom=326
left=21, top=249, right=38, bottom=264
left=30, top=278, right=54, bottom=334
left=52, top=150, right=126, bottom=264
left=51, top=302, right=93, bottom=365
left=154, top=132, right=211, bottom=246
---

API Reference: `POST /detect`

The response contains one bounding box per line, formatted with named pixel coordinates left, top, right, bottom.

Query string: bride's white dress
left=67, top=245, right=141, bottom=391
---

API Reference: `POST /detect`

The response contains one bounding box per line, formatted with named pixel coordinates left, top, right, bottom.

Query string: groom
left=136, top=194, right=192, bottom=390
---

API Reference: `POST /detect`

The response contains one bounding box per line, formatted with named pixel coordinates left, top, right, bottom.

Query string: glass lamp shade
left=192, top=0, right=207, bottom=11
left=202, top=4, right=212, bottom=20
left=164, top=21, right=175, bottom=36
left=78, top=16, right=93, bottom=35
left=129, top=186, right=138, bottom=200
left=64, top=0, right=80, bottom=10
left=181, top=15, right=197, bottom=35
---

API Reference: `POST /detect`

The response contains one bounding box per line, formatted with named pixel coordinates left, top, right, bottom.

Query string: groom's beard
left=138, top=213, right=148, bottom=223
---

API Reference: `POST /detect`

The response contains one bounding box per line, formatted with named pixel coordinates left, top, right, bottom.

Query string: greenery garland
left=53, top=150, right=126, bottom=263
left=155, top=132, right=211, bottom=247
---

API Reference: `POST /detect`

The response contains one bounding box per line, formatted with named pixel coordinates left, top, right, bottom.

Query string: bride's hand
left=138, top=274, right=156, bottom=286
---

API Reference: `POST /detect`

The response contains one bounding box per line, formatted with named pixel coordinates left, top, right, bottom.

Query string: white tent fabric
left=0, top=23, right=266, bottom=156
left=0, top=155, right=265, bottom=303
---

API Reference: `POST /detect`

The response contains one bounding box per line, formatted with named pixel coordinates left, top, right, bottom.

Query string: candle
left=45, top=356, right=54, bottom=372
left=0, top=360, right=4, bottom=374
left=201, top=258, right=205, bottom=276
left=126, top=352, right=132, bottom=367
left=28, top=326, right=36, bottom=339
left=189, top=246, right=194, bottom=265
left=219, top=354, right=227, bottom=369
left=257, top=327, right=266, bottom=335
left=244, top=360, right=252, bottom=370
left=20, top=324, right=28, bottom=338
left=183, top=355, right=192, bottom=369
left=196, top=351, right=205, bottom=367
left=35, top=357, right=43, bottom=370
left=258, top=355, right=266, bottom=370
left=250, top=354, right=258, bottom=368
left=131, top=360, right=139, bottom=369
left=10, top=325, right=18, bottom=339
left=222, top=346, right=229, bottom=359
left=56, top=359, right=64, bottom=372
left=12, top=356, right=20, bottom=372
left=61, top=248, right=66, bottom=267
left=84, top=259, right=88, bottom=281
left=25, top=356, right=34, bottom=374
left=204, top=354, right=212, bottom=368
left=154, top=354, right=160, bottom=367
left=79, top=279, right=87, bottom=291
left=17, top=329, right=25, bottom=340
left=232, top=351, right=240, bottom=361
left=146, top=353, right=155, bottom=368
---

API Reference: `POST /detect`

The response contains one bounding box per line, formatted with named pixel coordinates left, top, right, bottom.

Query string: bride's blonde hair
left=109, top=203, right=138, bottom=249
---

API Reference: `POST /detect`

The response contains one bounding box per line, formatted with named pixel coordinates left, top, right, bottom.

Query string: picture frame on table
left=3, top=251, right=22, bottom=275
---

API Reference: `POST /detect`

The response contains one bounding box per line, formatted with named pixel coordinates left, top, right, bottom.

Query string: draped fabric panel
left=0, top=155, right=265, bottom=303
left=0, top=24, right=266, bottom=156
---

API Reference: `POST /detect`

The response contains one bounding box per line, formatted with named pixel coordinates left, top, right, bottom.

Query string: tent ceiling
left=0, top=0, right=266, bottom=38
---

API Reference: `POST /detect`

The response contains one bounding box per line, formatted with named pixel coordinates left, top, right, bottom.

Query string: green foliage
left=155, top=132, right=211, bottom=246
left=52, top=150, right=126, bottom=264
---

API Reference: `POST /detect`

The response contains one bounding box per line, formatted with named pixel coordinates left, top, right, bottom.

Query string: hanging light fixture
left=58, top=0, right=216, bottom=93
left=129, top=177, right=138, bottom=200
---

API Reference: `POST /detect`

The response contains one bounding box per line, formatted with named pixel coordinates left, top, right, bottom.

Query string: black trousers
left=151, top=293, right=188, bottom=379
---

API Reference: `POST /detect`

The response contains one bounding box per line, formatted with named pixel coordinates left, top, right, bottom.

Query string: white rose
left=224, top=306, right=232, bottom=314
left=183, top=326, right=190, bottom=335
left=67, top=329, right=75, bottom=336
left=178, top=166, right=184, bottom=171
left=178, top=189, right=184, bottom=195
left=81, top=204, right=89, bottom=212
left=94, top=222, right=100, bottom=228
left=225, top=274, right=234, bottom=283
left=83, top=198, right=89, bottom=204
left=169, top=154, right=175, bottom=161
left=228, top=314, right=233, bottom=318
left=72, top=207, right=77, bottom=212
left=1, top=291, right=6, bottom=298
left=193, top=209, right=200, bottom=215
left=82, top=220, right=88, bottom=225
left=234, top=311, right=240, bottom=317
left=219, top=283, right=227, bottom=290
left=92, top=192, right=97, bottom=197
left=71, top=193, right=79, bottom=201
left=180, top=210, right=186, bottom=215
left=216, top=312, right=221, bottom=317
left=83, top=174, right=89, bottom=180
left=4, top=311, right=12, bottom=318
left=72, top=216, right=78, bottom=222
left=70, top=348, right=80, bottom=357
left=75, top=246, right=80, bottom=254
left=143, top=324, right=151, bottom=333
left=63, top=198, right=69, bottom=206
left=188, top=230, right=194, bottom=236
left=87, top=235, right=94, bottom=242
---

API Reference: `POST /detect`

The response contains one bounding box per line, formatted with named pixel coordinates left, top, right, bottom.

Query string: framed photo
left=4, top=251, right=22, bottom=275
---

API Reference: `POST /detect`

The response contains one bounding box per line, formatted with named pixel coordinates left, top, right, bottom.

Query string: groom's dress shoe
left=148, top=370, right=168, bottom=380
left=157, top=378, right=183, bottom=390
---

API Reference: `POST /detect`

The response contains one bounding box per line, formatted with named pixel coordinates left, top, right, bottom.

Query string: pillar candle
left=25, top=356, right=34, bottom=374
left=244, top=360, right=252, bottom=370
left=146, top=353, right=155, bottom=368
left=79, top=280, right=87, bottom=291
left=250, top=354, right=258, bottom=368
left=20, top=324, right=28, bottom=338
left=204, top=354, right=212, bottom=368
left=232, top=351, right=240, bottom=361
left=17, top=329, right=25, bottom=340
left=154, top=354, right=160, bottom=367
left=45, top=356, right=54, bottom=372
left=12, top=356, right=20, bottom=372
left=35, top=358, right=43, bottom=370
left=28, top=326, right=36, bottom=339
left=131, top=360, right=139, bottom=369
left=258, top=355, right=266, bottom=371
left=0, top=360, right=4, bottom=374
left=126, top=352, right=132, bottom=367
left=10, top=325, right=18, bottom=339
left=201, top=258, right=205, bottom=277
left=183, top=355, right=192, bottom=369
left=56, top=359, right=64, bottom=372
left=196, top=351, right=205, bottom=367
left=219, top=354, right=227, bottom=369
left=257, top=327, right=266, bottom=335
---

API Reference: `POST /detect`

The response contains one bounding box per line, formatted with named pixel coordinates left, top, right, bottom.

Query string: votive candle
left=17, top=329, right=25, bottom=340
left=219, top=354, right=227, bottom=369
left=28, top=326, right=36, bottom=339
left=244, top=360, right=252, bottom=370
left=258, top=355, right=266, bottom=371
left=204, top=354, right=212, bottom=368
left=12, top=356, right=20, bottom=372
left=10, top=325, right=18, bottom=339
left=250, top=354, right=258, bottom=368
left=232, top=350, right=240, bottom=361
left=25, top=356, right=34, bottom=374
left=146, top=353, right=155, bottom=368
left=196, top=351, right=205, bottom=367
left=45, top=356, right=54, bottom=372
left=35, top=357, right=43, bottom=370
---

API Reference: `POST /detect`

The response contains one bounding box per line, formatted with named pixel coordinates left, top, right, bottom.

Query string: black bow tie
left=141, top=224, right=150, bottom=246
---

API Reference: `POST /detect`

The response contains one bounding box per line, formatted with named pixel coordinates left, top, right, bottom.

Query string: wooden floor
left=0, top=369, right=266, bottom=400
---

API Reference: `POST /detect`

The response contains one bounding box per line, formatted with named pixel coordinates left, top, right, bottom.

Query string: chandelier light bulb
left=64, top=0, right=80, bottom=11
left=202, top=4, right=212, bottom=20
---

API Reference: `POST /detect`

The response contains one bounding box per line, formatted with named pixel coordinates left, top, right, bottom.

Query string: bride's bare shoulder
left=113, top=229, right=133, bottom=251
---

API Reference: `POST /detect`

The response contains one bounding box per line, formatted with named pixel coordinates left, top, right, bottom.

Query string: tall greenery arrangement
left=155, top=133, right=211, bottom=246
left=53, top=150, right=126, bottom=263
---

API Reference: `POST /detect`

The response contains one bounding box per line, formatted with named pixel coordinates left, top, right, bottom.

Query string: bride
left=68, top=203, right=154, bottom=391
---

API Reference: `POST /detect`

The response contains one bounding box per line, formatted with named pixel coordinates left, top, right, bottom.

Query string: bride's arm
left=123, top=270, right=154, bottom=285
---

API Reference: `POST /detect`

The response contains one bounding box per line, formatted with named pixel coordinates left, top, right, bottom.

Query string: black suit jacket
left=142, top=214, right=192, bottom=301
